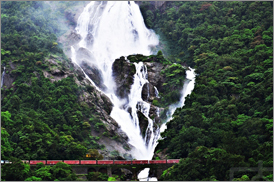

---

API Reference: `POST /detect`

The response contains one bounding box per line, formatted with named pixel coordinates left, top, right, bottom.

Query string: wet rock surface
left=144, top=62, right=167, bottom=93
left=137, top=111, right=149, bottom=138
left=85, top=32, right=94, bottom=47
left=80, top=61, right=107, bottom=91
left=142, top=82, right=159, bottom=102
left=112, top=56, right=136, bottom=100
left=1, top=62, right=17, bottom=90
left=66, top=30, right=82, bottom=46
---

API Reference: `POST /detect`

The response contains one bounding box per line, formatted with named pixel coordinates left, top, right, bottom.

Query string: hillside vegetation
left=139, top=1, right=273, bottom=181
left=1, top=1, right=273, bottom=181
left=1, top=1, right=111, bottom=162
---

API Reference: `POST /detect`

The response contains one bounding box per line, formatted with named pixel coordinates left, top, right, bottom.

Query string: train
left=1, top=159, right=180, bottom=165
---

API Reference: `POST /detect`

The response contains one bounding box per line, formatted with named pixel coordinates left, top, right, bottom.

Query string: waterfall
left=70, top=2, right=196, bottom=181
left=154, top=86, right=160, bottom=98
left=160, top=68, right=196, bottom=133
left=71, top=47, right=100, bottom=90
left=138, top=68, right=196, bottom=181
left=1, top=67, right=6, bottom=88
left=71, top=1, right=159, bottom=160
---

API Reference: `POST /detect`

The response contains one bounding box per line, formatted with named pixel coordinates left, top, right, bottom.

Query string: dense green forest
left=1, top=0, right=109, bottom=168
left=139, top=1, right=273, bottom=181
left=1, top=1, right=273, bottom=181
left=1, top=1, right=112, bottom=180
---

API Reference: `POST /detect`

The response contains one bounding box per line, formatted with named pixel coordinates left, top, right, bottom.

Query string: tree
left=160, top=147, right=246, bottom=181
left=1, top=157, right=31, bottom=181
left=34, top=163, right=52, bottom=180
left=1, top=127, right=14, bottom=159
left=50, top=162, right=77, bottom=181
left=87, top=172, right=108, bottom=181
left=86, top=149, right=104, bottom=160
left=24, top=176, right=43, bottom=181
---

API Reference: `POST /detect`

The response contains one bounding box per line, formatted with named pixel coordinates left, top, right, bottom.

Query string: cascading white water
left=154, top=86, right=160, bottom=98
left=70, top=2, right=196, bottom=181
left=138, top=68, right=196, bottom=181
left=1, top=67, right=6, bottom=88
left=71, top=1, right=159, bottom=160
left=75, top=1, right=158, bottom=96
left=160, top=68, right=196, bottom=133
left=71, top=47, right=100, bottom=90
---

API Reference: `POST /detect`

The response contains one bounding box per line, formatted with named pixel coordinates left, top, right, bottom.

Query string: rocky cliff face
left=111, top=54, right=181, bottom=142
left=58, top=57, right=133, bottom=160
left=1, top=52, right=133, bottom=160
left=1, top=62, right=17, bottom=90
left=143, top=62, right=167, bottom=99
left=40, top=1, right=184, bottom=160
left=112, top=56, right=136, bottom=101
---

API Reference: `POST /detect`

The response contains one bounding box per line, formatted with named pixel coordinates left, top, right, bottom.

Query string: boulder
left=144, top=62, right=167, bottom=93
left=112, top=56, right=136, bottom=100
left=85, top=32, right=94, bottom=46
left=50, top=67, right=64, bottom=76
left=142, top=82, right=158, bottom=102
left=80, top=61, right=107, bottom=91
left=67, top=30, right=82, bottom=46
left=76, top=47, right=95, bottom=61
left=137, top=111, right=149, bottom=138
left=149, top=105, right=162, bottom=124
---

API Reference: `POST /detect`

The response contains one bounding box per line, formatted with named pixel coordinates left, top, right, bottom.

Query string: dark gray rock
left=144, top=62, right=167, bottom=94
left=142, top=82, right=158, bottom=102
left=80, top=61, right=107, bottom=91
left=85, top=32, right=94, bottom=46
left=112, top=56, right=136, bottom=100
left=76, top=47, right=95, bottom=61
left=137, top=111, right=149, bottom=138
left=67, top=30, right=82, bottom=46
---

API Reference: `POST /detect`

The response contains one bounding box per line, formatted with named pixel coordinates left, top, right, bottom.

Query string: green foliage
left=87, top=172, right=108, bottom=181
left=1, top=157, right=31, bottom=181
left=157, top=63, right=187, bottom=107
left=1, top=160, right=78, bottom=181
left=50, top=162, right=77, bottom=181
left=1, top=48, right=11, bottom=56
left=152, top=99, right=160, bottom=107
left=86, top=149, right=104, bottom=160
left=161, top=64, right=186, bottom=90
left=1, top=127, right=14, bottom=159
left=148, top=1, right=273, bottom=181
left=140, top=1, right=273, bottom=65
left=108, top=176, right=116, bottom=181
left=231, top=114, right=251, bottom=127
left=232, top=175, right=250, bottom=181
left=127, top=53, right=185, bottom=107
left=160, top=146, right=246, bottom=181
left=25, top=176, right=43, bottom=181
left=110, top=150, right=120, bottom=158
left=1, top=1, right=103, bottom=163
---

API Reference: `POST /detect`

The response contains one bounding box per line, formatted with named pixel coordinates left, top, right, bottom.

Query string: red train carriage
left=114, top=160, right=132, bottom=165
left=97, top=160, right=113, bottom=165
left=24, top=159, right=180, bottom=166
left=148, top=160, right=166, bottom=164
left=29, top=160, right=46, bottom=165
left=167, top=159, right=180, bottom=163
left=63, top=160, right=80, bottom=165
left=47, top=160, right=62, bottom=165
left=132, top=160, right=148, bottom=164
left=80, top=160, right=97, bottom=165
